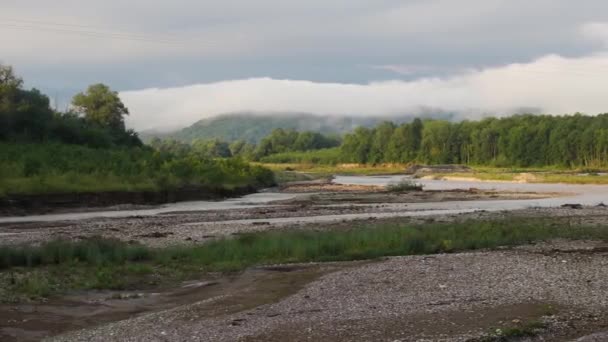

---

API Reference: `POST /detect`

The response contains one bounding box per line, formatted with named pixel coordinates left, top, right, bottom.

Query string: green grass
left=262, top=162, right=608, bottom=184
left=259, top=162, right=408, bottom=176
left=1, top=217, right=607, bottom=302
left=0, top=142, right=275, bottom=196
left=478, top=321, right=547, bottom=341
left=272, top=171, right=327, bottom=185
left=425, top=166, right=608, bottom=184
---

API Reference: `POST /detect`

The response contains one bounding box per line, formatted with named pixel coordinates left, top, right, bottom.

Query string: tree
left=386, top=124, right=410, bottom=162
left=0, top=64, right=54, bottom=141
left=72, top=84, right=129, bottom=131
left=0, top=64, right=23, bottom=89
left=368, top=121, right=395, bottom=164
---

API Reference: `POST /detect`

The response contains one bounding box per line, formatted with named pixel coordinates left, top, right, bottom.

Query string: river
left=1, top=175, right=607, bottom=224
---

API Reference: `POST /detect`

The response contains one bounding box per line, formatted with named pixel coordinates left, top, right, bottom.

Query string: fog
left=122, top=52, right=608, bottom=131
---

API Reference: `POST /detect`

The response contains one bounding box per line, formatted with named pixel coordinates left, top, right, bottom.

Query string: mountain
left=141, top=111, right=457, bottom=143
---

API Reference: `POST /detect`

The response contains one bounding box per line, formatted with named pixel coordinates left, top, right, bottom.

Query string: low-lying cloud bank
left=122, top=52, right=608, bottom=131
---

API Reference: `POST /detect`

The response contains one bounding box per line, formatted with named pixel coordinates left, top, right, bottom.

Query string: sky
left=4, top=0, right=608, bottom=131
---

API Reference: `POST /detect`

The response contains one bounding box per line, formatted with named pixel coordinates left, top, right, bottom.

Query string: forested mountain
left=142, top=112, right=450, bottom=143
left=151, top=113, right=608, bottom=168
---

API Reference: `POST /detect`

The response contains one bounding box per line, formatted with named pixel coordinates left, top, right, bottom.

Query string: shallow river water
left=1, top=176, right=607, bottom=224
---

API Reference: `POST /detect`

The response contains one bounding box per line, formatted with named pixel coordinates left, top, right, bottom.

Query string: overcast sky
left=4, top=0, right=608, bottom=130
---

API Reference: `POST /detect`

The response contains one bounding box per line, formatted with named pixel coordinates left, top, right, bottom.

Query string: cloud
left=122, top=50, right=608, bottom=131
left=5, top=1, right=608, bottom=117
left=581, top=22, right=608, bottom=47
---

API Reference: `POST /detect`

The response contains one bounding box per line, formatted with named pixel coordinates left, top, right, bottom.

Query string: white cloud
left=122, top=51, right=608, bottom=131
left=582, top=22, right=608, bottom=47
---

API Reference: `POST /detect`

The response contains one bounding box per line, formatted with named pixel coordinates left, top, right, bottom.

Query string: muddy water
left=0, top=192, right=297, bottom=224
left=0, top=265, right=334, bottom=342
left=336, top=175, right=608, bottom=208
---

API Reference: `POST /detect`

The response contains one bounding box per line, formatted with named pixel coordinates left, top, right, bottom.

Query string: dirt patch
left=280, top=182, right=383, bottom=193
left=47, top=241, right=608, bottom=341
left=0, top=265, right=339, bottom=342
left=272, top=189, right=553, bottom=205
left=245, top=302, right=554, bottom=342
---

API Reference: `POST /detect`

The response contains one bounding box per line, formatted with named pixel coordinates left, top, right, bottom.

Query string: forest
left=149, top=129, right=341, bottom=161
left=0, top=64, right=274, bottom=197
left=156, top=114, right=608, bottom=169
left=338, top=115, right=608, bottom=167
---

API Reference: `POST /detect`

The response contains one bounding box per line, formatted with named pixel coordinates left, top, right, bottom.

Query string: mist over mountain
left=140, top=111, right=457, bottom=143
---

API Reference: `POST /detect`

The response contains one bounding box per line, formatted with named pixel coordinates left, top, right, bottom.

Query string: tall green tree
left=368, top=121, right=395, bottom=164
left=72, top=84, right=129, bottom=131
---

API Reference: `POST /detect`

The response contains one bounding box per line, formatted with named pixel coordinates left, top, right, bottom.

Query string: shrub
left=386, top=179, right=423, bottom=192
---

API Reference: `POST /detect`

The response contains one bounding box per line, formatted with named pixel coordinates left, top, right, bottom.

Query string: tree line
left=150, top=129, right=341, bottom=160
left=340, top=115, right=608, bottom=167
left=153, top=114, right=608, bottom=168
left=0, top=64, right=140, bottom=148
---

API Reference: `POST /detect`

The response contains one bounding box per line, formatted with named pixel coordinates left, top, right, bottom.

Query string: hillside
left=142, top=112, right=451, bottom=143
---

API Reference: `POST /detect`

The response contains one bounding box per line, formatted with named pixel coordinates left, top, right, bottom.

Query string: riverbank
left=0, top=185, right=258, bottom=217
left=266, top=162, right=608, bottom=184
left=2, top=175, right=608, bottom=340
left=50, top=239, right=608, bottom=342
left=2, top=217, right=608, bottom=341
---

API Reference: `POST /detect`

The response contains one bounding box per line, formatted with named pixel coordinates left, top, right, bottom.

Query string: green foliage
left=0, top=143, right=275, bottom=195
left=0, top=64, right=141, bottom=148
left=0, top=65, right=274, bottom=196
left=386, top=179, right=423, bottom=192
left=154, top=112, right=389, bottom=144
left=338, top=114, right=608, bottom=167
left=259, top=148, right=341, bottom=164
left=72, top=83, right=129, bottom=131
left=253, top=128, right=340, bottom=160
left=0, top=237, right=151, bottom=269
left=0, top=217, right=606, bottom=300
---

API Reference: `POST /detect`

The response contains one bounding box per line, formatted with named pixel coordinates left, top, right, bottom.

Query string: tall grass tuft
left=386, top=179, right=423, bottom=192
left=1, top=218, right=606, bottom=299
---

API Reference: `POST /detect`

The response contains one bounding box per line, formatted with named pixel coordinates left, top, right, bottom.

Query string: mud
left=0, top=264, right=343, bottom=342
left=273, top=188, right=553, bottom=205
left=48, top=241, right=608, bottom=342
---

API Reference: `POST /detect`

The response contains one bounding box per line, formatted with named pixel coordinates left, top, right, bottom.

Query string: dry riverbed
left=0, top=184, right=555, bottom=247
left=2, top=182, right=608, bottom=341
left=40, top=240, right=608, bottom=342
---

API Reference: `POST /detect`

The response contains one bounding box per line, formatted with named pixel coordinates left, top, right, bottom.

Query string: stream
left=1, top=175, right=607, bottom=224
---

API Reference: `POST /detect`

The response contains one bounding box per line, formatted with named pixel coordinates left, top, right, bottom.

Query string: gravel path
left=50, top=240, right=608, bottom=341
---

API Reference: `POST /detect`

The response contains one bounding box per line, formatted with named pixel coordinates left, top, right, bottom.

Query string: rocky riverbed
left=2, top=179, right=608, bottom=341
left=0, top=183, right=557, bottom=247
left=44, top=239, right=608, bottom=342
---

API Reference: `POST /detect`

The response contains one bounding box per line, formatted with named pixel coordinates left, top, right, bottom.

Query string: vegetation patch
left=386, top=179, right=423, bottom=192
left=477, top=320, right=548, bottom=341
left=1, top=218, right=607, bottom=302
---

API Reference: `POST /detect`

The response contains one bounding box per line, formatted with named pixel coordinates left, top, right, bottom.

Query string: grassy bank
left=260, top=162, right=408, bottom=177
left=1, top=218, right=607, bottom=302
left=264, top=161, right=608, bottom=184
left=0, top=143, right=275, bottom=197
left=431, top=166, right=608, bottom=184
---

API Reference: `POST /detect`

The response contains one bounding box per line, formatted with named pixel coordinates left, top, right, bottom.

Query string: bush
left=0, top=143, right=275, bottom=195
left=386, top=179, right=423, bottom=192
